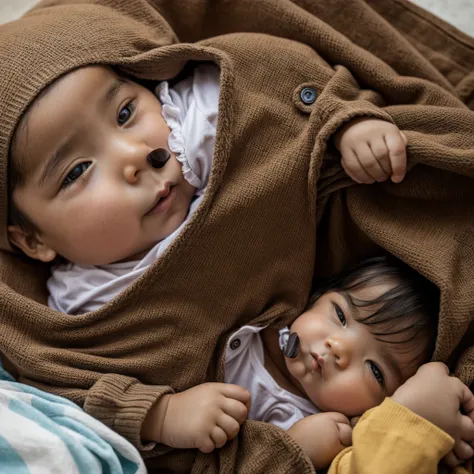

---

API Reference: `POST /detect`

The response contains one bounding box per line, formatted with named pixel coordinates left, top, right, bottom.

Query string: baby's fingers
left=454, top=439, right=474, bottom=462
left=222, top=397, right=249, bottom=424
left=197, top=436, right=217, bottom=454
left=220, top=384, right=251, bottom=412
left=324, top=412, right=352, bottom=446
left=459, top=414, right=474, bottom=442
left=210, top=426, right=230, bottom=449
left=341, top=148, right=373, bottom=184
left=460, top=382, right=474, bottom=421
left=355, top=143, right=389, bottom=182
left=217, top=413, right=241, bottom=441
left=337, top=422, right=353, bottom=447
left=385, top=131, right=407, bottom=183
left=443, top=451, right=463, bottom=469
left=220, top=384, right=251, bottom=402
left=369, top=137, right=392, bottom=177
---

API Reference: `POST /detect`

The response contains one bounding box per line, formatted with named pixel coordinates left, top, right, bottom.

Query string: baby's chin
left=114, top=247, right=152, bottom=263
left=64, top=244, right=154, bottom=266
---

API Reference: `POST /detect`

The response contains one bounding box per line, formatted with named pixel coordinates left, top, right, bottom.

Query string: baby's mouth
left=310, top=352, right=325, bottom=376
left=145, top=185, right=175, bottom=215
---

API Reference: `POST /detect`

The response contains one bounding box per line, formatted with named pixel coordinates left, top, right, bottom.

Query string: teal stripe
left=10, top=398, right=92, bottom=474
left=0, top=434, right=30, bottom=474
left=115, top=450, right=140, bottom=474
left=11, top=397, right=140, bottom=474
left=7, top=381, right=77, bottom=408
left=30, top=397, right=139, bottom=473
left=0, top=366, right=141, bottom=474
left=58, top=417, right=139, bottom=474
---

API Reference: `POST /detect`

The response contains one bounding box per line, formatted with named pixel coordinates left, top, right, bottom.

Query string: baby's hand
left=334, top=117, right=408, bottom=184
left=159, top=383, right=251, bottom=453
left=392, top=362, right=474, bottom=469
left=287, top=412, right=352, bottom=470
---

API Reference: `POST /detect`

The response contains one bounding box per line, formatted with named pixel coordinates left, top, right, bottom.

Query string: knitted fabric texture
left=0, top=0, right=474, bottom=473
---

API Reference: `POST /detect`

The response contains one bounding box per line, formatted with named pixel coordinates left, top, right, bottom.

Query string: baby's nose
left=325, top=336, right=352, bottom=369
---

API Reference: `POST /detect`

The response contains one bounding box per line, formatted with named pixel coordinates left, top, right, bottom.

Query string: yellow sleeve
left=328, top=398, right=455, bottom=474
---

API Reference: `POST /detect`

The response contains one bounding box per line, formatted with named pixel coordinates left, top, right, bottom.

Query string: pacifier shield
left=147, top=148, right=171, bottom=168
left=283, top=332, right=300, bottom=359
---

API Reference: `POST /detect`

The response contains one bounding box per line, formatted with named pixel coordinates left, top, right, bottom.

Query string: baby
left=8, top=63, right=219, bottom=314
left=7, top=64, right=407, bottom=315
left=225, top=255, right=439, bottom=469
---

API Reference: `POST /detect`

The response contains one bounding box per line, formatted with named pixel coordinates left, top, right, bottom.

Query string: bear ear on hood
left=0, top=0, right=181, bottom=254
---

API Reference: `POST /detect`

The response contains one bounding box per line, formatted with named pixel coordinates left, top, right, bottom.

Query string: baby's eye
left=117, top=102, right=135, bottom=125
left=62, top=162, right=91, bottom=188
left=369, top=361, right=384, bottom=386
left=333, top=303, right=347, bottom=326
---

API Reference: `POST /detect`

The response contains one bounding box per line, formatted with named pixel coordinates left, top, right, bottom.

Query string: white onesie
left=225, top=326, right=319, bottom=430
left=47, top=64, right=220, bottom=314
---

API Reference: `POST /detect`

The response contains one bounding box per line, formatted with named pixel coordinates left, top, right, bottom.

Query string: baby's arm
left=141, top=382, right=250, bottom=452
left=334, top=117, right=408, bottom=184
left=287, top=412, right=352, bottom=470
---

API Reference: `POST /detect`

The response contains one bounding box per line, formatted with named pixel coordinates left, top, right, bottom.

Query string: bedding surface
left=1, top=0, right=473, bottom=37
left=0, top=363, right=146, bottom=474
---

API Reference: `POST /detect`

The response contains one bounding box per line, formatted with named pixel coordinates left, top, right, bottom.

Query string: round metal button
left=230, top=338, right=241, bottom=350
left=300, top=87, right=317, bottom=105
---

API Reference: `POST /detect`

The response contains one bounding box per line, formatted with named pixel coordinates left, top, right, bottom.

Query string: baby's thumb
left=337, top=423, right=353, bottom=447
left=401, top=131, right=408, bottom=145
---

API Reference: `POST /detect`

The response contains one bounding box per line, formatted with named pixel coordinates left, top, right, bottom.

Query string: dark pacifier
left=283, top=332, right=300, bottom=359
left=147, top=148, right=171, bottom=169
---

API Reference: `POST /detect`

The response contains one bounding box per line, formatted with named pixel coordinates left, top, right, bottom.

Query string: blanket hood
left=0, top=1, right=182, bottom=252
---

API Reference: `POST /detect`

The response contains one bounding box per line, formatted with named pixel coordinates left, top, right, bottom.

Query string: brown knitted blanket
left=0, top=1, right=473, bottom=472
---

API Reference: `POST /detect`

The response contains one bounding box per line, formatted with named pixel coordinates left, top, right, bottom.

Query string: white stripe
left=0, top=394, right=80, bottom=474
left=64, top=405, right=147, bottom=471
left=0, top=381, right=25, bottom=393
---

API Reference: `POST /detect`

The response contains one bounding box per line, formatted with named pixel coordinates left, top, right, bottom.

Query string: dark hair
left=8, top=110, right=38, bottom=236
left=8, top=71, right=65, bottom=237
left=309, top=255, right=439, bottom=366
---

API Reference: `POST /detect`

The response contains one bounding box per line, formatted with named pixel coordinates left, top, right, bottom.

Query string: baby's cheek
left=74, top=205, right=127, bottom=237
left=59, top=205, right=138, bottom=260
left=286, top=359, right=307, bottom=380
left=309, top=377, right=378, bottom=416
left=308, top=384, right=352, bottom=413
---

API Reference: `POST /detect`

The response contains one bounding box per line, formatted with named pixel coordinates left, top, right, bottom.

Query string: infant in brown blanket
left=225, top=255, right=440, bottom=469
left=8, top=65, right=406, bottom=312
left=6, top=62, right=474, bottom=470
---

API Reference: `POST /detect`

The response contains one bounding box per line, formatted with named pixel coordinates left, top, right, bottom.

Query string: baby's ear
left=7, top=225, right=57, bottom=262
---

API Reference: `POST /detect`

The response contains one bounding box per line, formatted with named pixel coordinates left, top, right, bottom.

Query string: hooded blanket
left=0, top=0, right=474, bottom=472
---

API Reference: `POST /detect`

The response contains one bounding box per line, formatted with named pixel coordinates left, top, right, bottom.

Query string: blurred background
left=0, top=0, right=473, bottom=36
left=1, top=0, right=38, bottom=23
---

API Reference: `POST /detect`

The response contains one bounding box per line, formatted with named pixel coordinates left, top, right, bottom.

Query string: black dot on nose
left=147, top=148, right=171, bottom=169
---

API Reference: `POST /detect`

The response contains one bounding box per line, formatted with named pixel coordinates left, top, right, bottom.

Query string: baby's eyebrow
left=38, top=138, right=75, bottom=186
left=340, top=291, right=358, bottom=316
left=103, top=76, right=129, bottom=106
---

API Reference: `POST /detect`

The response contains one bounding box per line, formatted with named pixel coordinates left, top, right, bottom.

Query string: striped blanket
left=0, top=363, right=146, bottom=474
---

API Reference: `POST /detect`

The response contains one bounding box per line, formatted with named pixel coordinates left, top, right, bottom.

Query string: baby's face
left=10, top=66, right=196, bottom=265
left=285, top=283, right=426, bottom=417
